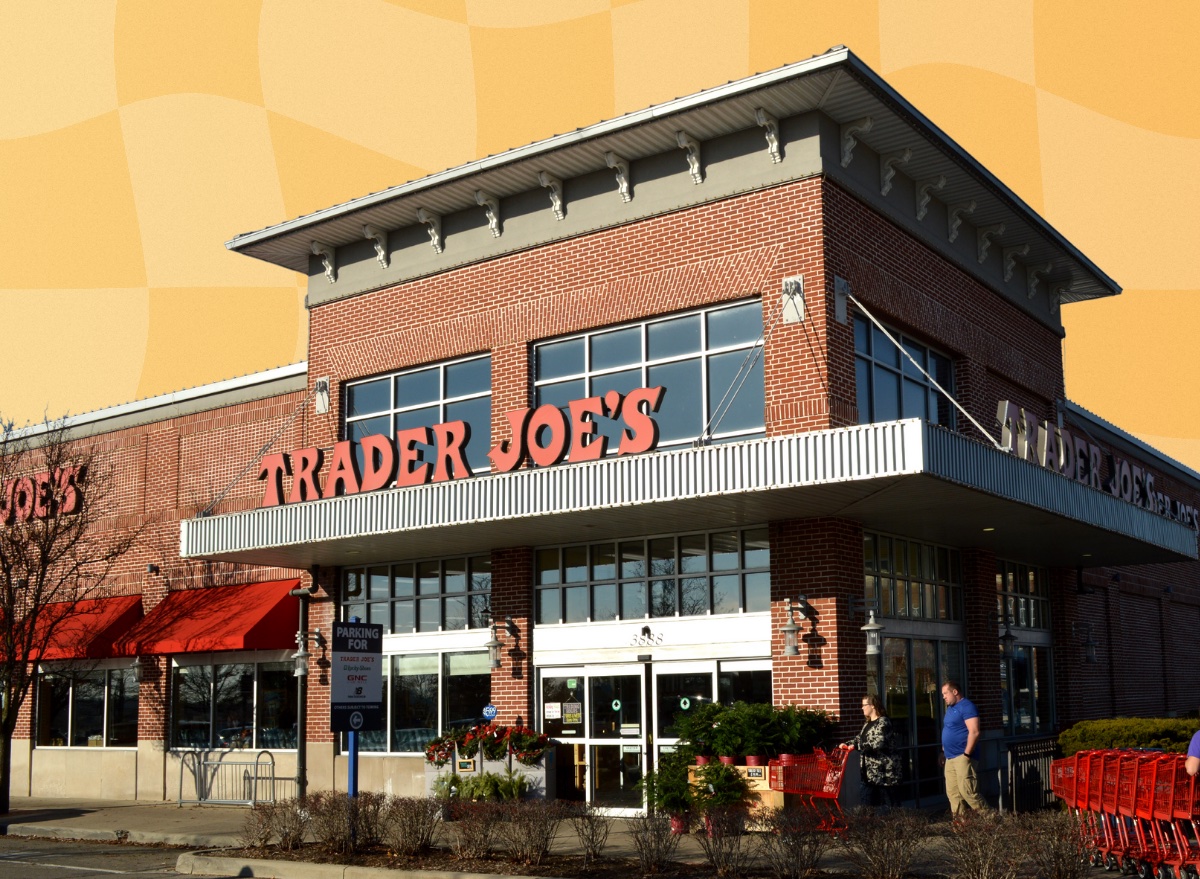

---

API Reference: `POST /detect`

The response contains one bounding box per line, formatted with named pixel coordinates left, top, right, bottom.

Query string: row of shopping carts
left=1051, top=750, right=1200, bottom=879
left=767, top=746, right=850, bottom=832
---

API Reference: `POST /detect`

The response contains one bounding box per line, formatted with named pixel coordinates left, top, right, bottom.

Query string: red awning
left=32, top=595, right=143, bottom=660
left=115, top=579, right=301, bottom=655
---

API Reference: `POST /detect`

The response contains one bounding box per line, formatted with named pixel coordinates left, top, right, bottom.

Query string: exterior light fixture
left=1072, top=622, right=1098, bottom=664
left=131, top=655, right=144, bottom=683
left=485, top=615, right=520, bottom=670
left=292, top=640, right=310, bottom=677
left=780, top=597, right=806, bottom=656
left=999, top=616, right=1017, bottom=661
left=861, top=608, right=884, bottom=657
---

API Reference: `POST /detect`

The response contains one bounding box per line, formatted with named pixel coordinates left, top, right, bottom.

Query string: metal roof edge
left=1062, top=399, right=1200, bottom=489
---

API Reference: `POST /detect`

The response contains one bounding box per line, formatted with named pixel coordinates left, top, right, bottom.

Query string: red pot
left=669, top=814, right=688, bottom=835
left=718, top=755, right=737, bottom=766
left=779, top=753, right=798, bottom=766
left=695, top=755, right=711, bottom=766
left=744, top=755, right=765, bottom=767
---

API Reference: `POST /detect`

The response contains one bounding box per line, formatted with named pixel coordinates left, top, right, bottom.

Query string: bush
left=944, top=810, right=1023, bottom=879
left=837, top=807, right=930, bottom=879
left=755, top=807, right=831, bottom=879
left=353, top=790, right=388, bottom=848
left=238, top=803, right=274, bottom=851
left=696, top=805, right=751, bottom=878
left=1058, top=717, right=1196, bottom=756
left=1017, top=809, right=1093, bottom=879
left=306, top=791, right=357, bottom=854
left=448, top=800, right=503, bottom=859
left=497, top=799, right=569, bottom=866
left=628, top=812, right=682, bottom=874
left=566, top=801, right=613, bottom=865
left=381, top=796, right=441, bottom=856
left=270, top=797, right=309, bottom=851
left=458, top=768, right=529, bottom=801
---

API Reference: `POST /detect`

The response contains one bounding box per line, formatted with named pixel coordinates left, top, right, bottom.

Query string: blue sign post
left=331, top=618, right=383, bottom=800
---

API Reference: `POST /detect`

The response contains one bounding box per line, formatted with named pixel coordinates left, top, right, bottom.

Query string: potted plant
left=648, top=747, right=696, bottom=834
left=737, top=702, right=776, bottom=766
left=673, top=700, right=723, bottom=764
left=694, top=759, right=752, bottom=836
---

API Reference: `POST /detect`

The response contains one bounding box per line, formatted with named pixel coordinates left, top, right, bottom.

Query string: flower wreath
left=423, top=731, right=458, bottom=767
left=507, top=725, right=552, bottom=766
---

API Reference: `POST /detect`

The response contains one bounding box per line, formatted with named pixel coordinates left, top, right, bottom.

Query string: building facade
left=11, top=48, right=1200, bottom=807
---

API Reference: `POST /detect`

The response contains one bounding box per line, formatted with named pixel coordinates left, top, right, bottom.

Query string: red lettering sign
left=258, top=387, right=666, bottom=508
left=0, top=465, right=87, bottom=525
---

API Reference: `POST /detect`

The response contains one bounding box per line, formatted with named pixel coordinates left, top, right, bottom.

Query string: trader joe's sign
left=259, top=386, right=665, bottom=507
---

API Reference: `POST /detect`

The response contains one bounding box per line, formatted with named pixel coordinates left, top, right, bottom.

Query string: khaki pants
left=944, top=754, right=989, bottom=813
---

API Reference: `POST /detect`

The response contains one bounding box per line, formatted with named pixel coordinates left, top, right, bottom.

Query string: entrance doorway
left=538, top=659, right=770, bottom=813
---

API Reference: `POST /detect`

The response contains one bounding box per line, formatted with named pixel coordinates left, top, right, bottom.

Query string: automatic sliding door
left=589, top=673, right=644, bottom=809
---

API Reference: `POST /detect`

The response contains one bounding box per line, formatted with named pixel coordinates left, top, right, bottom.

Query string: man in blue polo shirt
left=941, top=679, right=988, bottom=812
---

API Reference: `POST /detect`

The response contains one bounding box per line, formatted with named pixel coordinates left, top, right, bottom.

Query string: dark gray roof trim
left=1063, top=399, right=1200, bottom=490
left=226, top=47, right=1117, bottom=305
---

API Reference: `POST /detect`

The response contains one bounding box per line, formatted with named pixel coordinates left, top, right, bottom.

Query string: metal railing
left=1001, top=736, right=1060, bottom=813
left=179, top=750, right=290, bottom=806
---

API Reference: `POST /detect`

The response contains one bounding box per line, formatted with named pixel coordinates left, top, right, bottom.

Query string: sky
left=3, top=1, right=1198, bottom=470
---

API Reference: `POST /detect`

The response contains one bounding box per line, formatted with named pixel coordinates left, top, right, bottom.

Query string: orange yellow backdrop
left=3, top=2, right=1197, bottom=468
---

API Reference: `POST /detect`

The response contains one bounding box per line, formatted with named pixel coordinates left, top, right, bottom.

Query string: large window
left=35, top=665, right=138, bottom=748
left=342, top=555, right=491, bottom=634
left=354, top=651, right=492, bottom=754
left=1001, top=645, right=1053, bottom=736
left=864, top=532, right=962, bottom=621
left=170, top=660, right=297, bottom=750
left=854, top=316, right=954, bottom=427
left=534, top=299, right=764, bottom=450
left=535, top=527, right=770, bottom=625
left=996, top=560, right=1050, bottom=629
left=344, top=354, right=491, bottom=473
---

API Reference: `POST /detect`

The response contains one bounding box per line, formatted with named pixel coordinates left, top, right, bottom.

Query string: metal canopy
left=180, top=420, right=1195, bottom=571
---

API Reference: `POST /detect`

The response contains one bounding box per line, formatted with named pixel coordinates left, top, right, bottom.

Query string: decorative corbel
left=1002, top=244, right=1029, bottom=282
left=1049, top=283, right=1070, bottom=315
left=416, top=208, right=443, bottom=254
left=310, top=241, right=336, bottom=284
left=879, top=148, right=911, bottom=196
left=1027, top=263, right=1053, bottom=300
left=977, top=223, right=1005, bottom=263
left=605, top=151, right=632, bottom=202
left=363, top=224, right=388, bottom=269
left=915, top=176, right=945, bottom=220
left=839, top=116, right=873, bottom=167
left=947, top=201, right=976, bottom=243
left=676, top=131, right=703, bottom=184
left=475, top=190, right=501, bottom=238
left=754, top=108, right=782, bottom=163
left=537, top=171, right=565, bottom=220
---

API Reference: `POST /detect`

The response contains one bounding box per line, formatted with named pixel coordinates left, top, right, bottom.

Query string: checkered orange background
left=2, top=2, right=1197, bottom=467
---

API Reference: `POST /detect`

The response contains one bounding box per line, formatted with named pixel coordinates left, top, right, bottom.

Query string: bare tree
left=0, top=416, right=139, bottom=813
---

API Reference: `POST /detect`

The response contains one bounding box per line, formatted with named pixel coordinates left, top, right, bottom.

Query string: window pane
left=36, top=674, right=71, bottom=746
left=538, top=588, right=561, bottom=624
left=744, top=571, right=770, bottom=612
left=650, top=579, right=677, bottom=616
left=417, top=561, right=440, bottom=595
left=106, top=668, right=139, bottom=747
left=418, top=598, right=440, bottom=632
left=368, top=602, right=389, bottom=629
left=718, top=669, right=771, bottom=705
left=443, top=595, right=467, bottom=631
left=593, top=583, right=618, bottom=621
left=680, top=577, right=709, bottom=616
left=214, top=664, right=254, bottom=749
left=470, top=557, right=491, bottom=591
left=707, top=350, right=764, bottom=435
left=743, top=528, right=769, bottom=567
left=394, top=368, right=440, bottom=406
left=707, top=302, right=762, bottom=348
left=872, top=325, right=899, bottom=367
left=856, top=357, right=871, bottom=424
left=901, top=340, right=926, bottom=377
left=444, top=653, right=490, bottom=732
left=711, top=531, right=739, bottom=570
left=591, top=544, right=616, bottom=581
left=445, top=396, right=491, bottom=471
left=647, top=314, right=701, bottom=360
left=537, top=338, right=585, bottom=380
left=392, top=656, right=437, bottom=751
left=394, top=564, right=414, bottom=597
left=444, top=559, right=466, bottom=593
left=537, top=548, right=561, bottom=585
left=367, top=567, right=389, bottom=600
left=257, top=663, right=297, bottom=749
left=621, top=541, right=647, bottom=579
left=564, top=546, right=588, bottom=583
left=621, top=582, right=647, bottom=618
left=445, top=357, right=490, bottom=398
left=394, top=601, right=415, bottom=634
left=536, top=378, right=585, bottom=410
left=591, top=327, right=641, bottom=371
left=172, top=666, right=212, bottom=748
left=395, top=406, right=439, bottom=465
left=590, top=368, right=642, bottom=452
left=854, top=315, right=870, bottom=354
left=679, top=534, right=706, bottom=573
left=564, top=586, right=589, bottom=623
left=68, top=672, right=104, bottom=747
left=648, top=359, right=703, bottom=442
left=872, top=366, right=900, bottom=421
left=469, top=594, right=491, bottom=629
left=712, top=574, right=739, bottom=615
left=902, top=378, right=928, bottom=420
left=346, top=379, right=389, bottom=417
left=649, top=538, right=676, bottom=576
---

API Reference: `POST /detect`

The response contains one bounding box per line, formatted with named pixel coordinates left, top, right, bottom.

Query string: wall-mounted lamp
left=1072, top=622, right=1098, bottom=664
left=131, top=655, right=144, bottom=683
left=292, top=627, right=325, bottom=677
left=990, top=610, right=1018, bottom=660
left=146, top=564, right=160, bottom=575
left=848, top=597, right=884, bottom=657
left=780, top=597, right=808, bottom=656
left=1076, top=566, right=1095, bottom=595
left=485, top=616, right=519, bottom=669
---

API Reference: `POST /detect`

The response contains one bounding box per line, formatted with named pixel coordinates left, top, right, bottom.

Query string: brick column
left=769, top=517, right=864, bottom=740
left=489, top=546, right=534, bottom=727
left=960, top=548, right=1001, bottom=727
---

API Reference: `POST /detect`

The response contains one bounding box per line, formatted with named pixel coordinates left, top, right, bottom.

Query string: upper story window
left=854, top=316, right=954, bottom=428
left=535, top=527, right=770, bottom=625
left=343, top=555, right=492, bottom=634
left=344, top=354, right=491, bottom=473
left=534, top=300, right=764, bottom=450
left=864, top=532, right=962, bottom=621
left=996, top=560, right=1050, bottom=630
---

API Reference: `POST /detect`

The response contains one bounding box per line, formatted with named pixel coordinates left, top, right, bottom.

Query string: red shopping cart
left=768, top=747, right=850, bottom=832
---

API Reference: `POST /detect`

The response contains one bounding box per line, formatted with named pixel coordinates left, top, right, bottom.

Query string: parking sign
left=330, top=622, right=383, bottom=732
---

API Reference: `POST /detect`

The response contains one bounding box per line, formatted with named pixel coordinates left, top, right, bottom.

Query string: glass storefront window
left=995, top=560, right=1050, bottom=630
left=864, top=532, right=961, bottom=622
left=36, top=669, right=139, bottom=749
left=536, top=527, right=770, bottom=624
left=533, top=299, right=765, bottom=451
left=342, top=555, right=490, bottom=634
left=854, top=315, right=954, bottom=428
left=170, top=661, right=295, bottom=750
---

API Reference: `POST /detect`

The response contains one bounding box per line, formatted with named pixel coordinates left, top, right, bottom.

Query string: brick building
left=11, top=47, right=1199, bottom=808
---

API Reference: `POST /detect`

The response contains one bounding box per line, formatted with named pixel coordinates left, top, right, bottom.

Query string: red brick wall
left=489, top=547, right=534, bottom=726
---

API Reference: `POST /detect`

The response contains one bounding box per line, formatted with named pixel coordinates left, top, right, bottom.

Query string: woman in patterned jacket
left=843, top=693, right=901, bottom=808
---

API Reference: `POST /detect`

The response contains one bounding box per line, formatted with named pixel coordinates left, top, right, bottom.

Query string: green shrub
left=1058, top=717, right=1196, bottom=756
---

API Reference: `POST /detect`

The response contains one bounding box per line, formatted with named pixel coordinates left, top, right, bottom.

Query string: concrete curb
left=176, top=850, right=553, bottom=878
left=2, top=822, right=127, bottom=842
